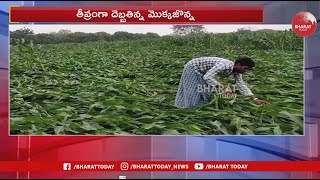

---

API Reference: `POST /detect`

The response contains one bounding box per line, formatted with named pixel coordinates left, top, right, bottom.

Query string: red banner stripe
left=0, top=161, right=320, bottom=172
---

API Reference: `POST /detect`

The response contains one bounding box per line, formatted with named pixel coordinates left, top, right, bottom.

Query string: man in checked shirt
left=174, top=56, right=270, bottom=108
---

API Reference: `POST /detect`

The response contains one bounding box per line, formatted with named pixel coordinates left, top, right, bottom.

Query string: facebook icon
left=63, top=163, right=71, bottom=170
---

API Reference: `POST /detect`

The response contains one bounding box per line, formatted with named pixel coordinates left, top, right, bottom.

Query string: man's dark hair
left=235, top=57, right=255, bottom=69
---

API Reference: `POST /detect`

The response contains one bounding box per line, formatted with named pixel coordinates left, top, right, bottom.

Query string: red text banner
left=9, top=7, right=263, bottom=24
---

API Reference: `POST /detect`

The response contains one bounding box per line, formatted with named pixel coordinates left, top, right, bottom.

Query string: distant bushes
left=10, top=29, right=160, bottom=45
left=10, top=28, right=302, bottom=51
left=157, top=30, right=303, bottom=51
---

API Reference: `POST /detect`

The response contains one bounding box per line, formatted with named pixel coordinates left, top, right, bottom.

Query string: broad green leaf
left=54, top=126, right=64, bottom=135
left=29, top=109, right=40, bottom=115
left=79, top=114, right=93, bottom=119
left=238, top=127, right=255, bottom=135
left=254, top=127, right=272, bottom=132
left=11, top=117, right=25, bottom=122
left=142, top=123, right=166, bottom=130
left=278, top=111, right=303, bottom=127
left=64, top=126, right=80, bottom=134
left=209, top=120, right=229, bottom=135
left=273, top=126, right=282, bottom=135
left=88, top=102, right=105, bottom=112
left=162, top=129, right=180, bottom=135
left=31, top=124, right=38, bottom=132
left=136, top=115, right=154, bottom=120
left=81, top=121, right=98, bottom=131
left=188, top=124, right=202, bottom=132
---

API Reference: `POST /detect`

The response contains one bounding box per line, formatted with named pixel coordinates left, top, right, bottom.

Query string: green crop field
left=10, top=31, right=304, bottom=135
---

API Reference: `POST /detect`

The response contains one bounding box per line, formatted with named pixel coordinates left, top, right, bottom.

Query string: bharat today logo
left=292, top=12, right=317, bottom=37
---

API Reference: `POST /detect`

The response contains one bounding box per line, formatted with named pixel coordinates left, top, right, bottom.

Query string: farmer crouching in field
left=174, top=57, right=270, bottom=108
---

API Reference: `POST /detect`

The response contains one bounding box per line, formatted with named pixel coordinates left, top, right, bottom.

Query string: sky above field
left=10, top=24, right=292, bottom=35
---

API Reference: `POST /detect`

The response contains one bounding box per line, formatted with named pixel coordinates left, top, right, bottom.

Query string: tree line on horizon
left=10, top=25, right=288, bottom=45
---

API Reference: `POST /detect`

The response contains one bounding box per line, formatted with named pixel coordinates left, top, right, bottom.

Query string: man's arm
left=203, top=62, right=227, bottom=88
left=234, top=73, right=270, bottom=106
left=234, top=73, right=254, bottom=96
